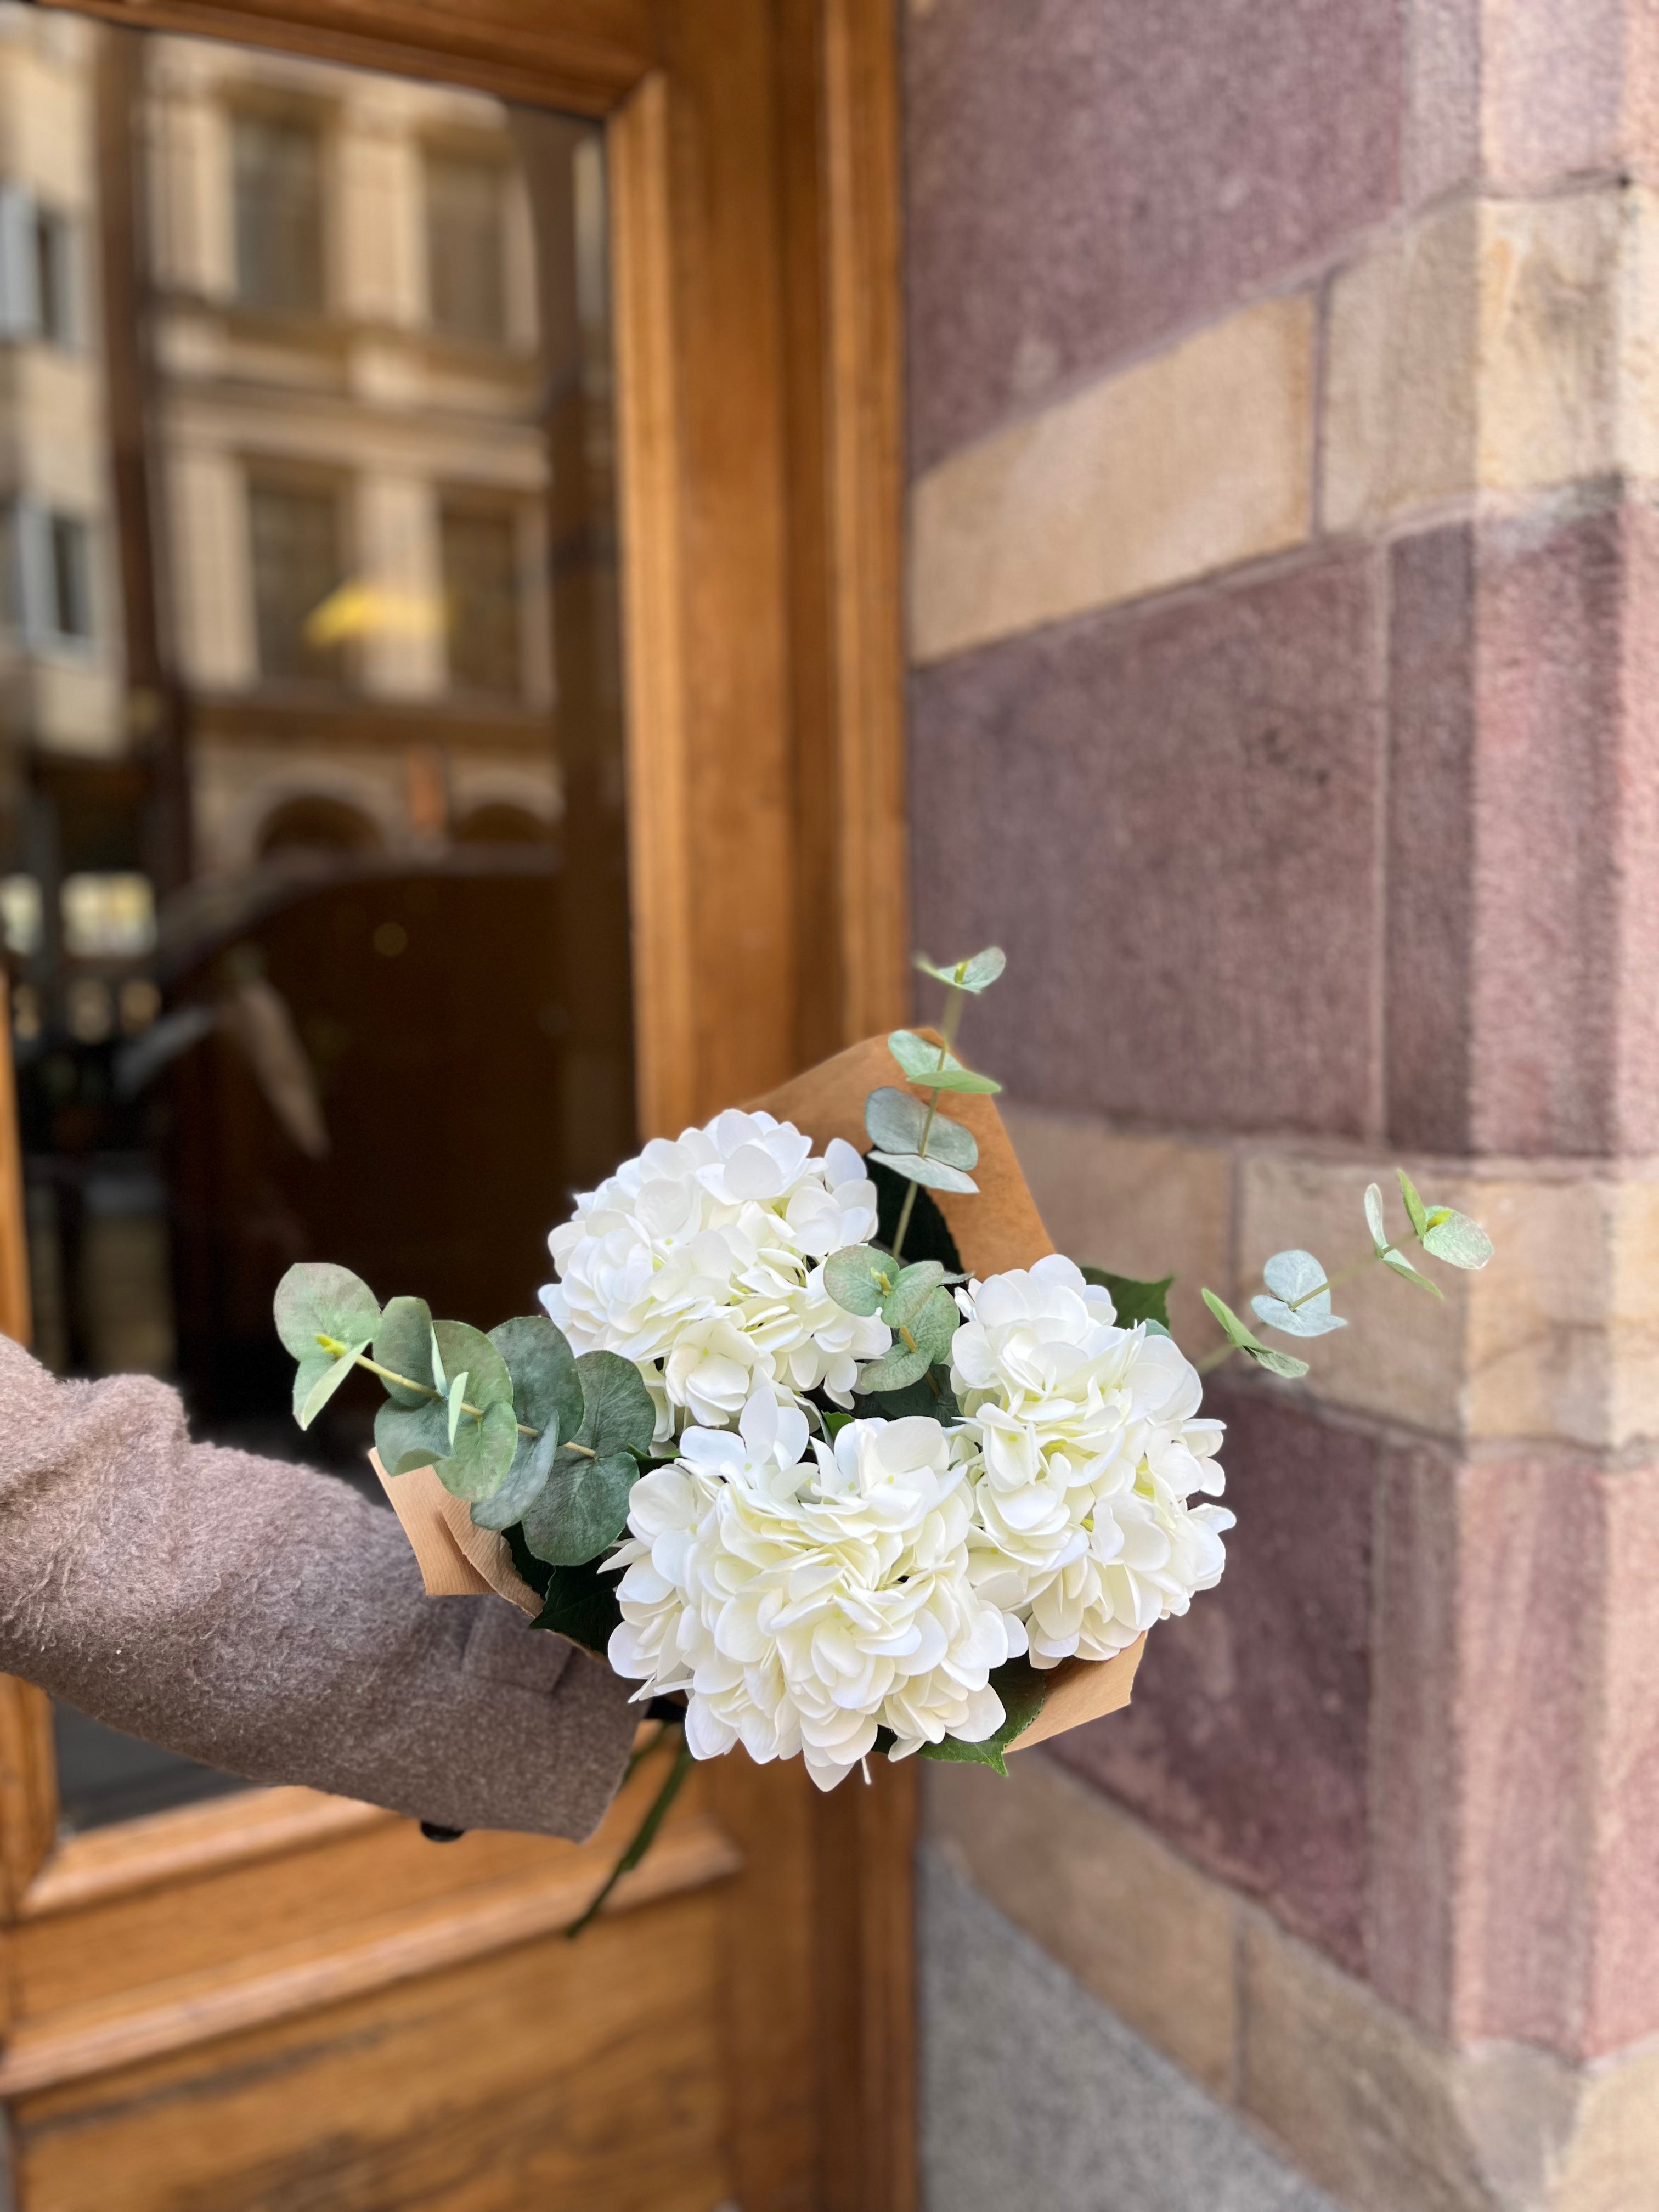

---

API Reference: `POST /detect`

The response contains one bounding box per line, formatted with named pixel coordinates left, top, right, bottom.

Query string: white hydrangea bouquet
left=275, top=947, right=1492, bottom=1928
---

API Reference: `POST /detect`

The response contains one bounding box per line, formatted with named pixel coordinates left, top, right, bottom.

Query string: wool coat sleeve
left=0, top=1336, right=637, bottom=1839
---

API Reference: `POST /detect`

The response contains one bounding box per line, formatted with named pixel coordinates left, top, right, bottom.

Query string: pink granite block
left=1049, top=1386, right=1375, bottom=1972
left=1483, top=0, right=1628, bottom=185
left=1451, top=1453, right=1603, bottom=2053
left=1386, top=503, right=1657, bottom=1156
left=905, top=0, right=1404, bottom=473
left=1365, top=1437, right=1463, bottom=2038
left=910, top=549, right=1385, bottom=1137
left=1585, top=1466, right=1659, bottom=2055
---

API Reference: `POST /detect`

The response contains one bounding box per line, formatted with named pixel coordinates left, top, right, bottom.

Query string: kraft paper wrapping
left=374, top=1032, right=1145, bottom=1748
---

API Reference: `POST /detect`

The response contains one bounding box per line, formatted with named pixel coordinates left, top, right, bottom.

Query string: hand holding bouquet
left=275, top=948, right=1492, bottom=1926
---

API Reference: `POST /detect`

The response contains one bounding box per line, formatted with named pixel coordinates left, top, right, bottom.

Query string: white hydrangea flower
left=952, top=1254, right=1234, bottom=1668
left=606, top=1392, right=1028, bottom=1790
left=540, top=1109, right=890, bottom=1440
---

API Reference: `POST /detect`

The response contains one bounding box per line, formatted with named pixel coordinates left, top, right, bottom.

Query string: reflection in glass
left=0, top=9, right=634, bottom=1829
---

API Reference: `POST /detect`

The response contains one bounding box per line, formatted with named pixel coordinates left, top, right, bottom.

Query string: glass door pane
left=0, top=7, right=633, bottom=1828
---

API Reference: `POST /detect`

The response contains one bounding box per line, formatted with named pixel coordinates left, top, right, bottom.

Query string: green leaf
left=910, top=1285, right=961, bottom=1364
left=854, top=1340, right=933, bottom=1392
left=887, top=1030, right=1002, bottom=1094
left=1252, top=1249, right=1346, bottom=1339
left=434, top=1400, right=520, bottom=1502
left=1381, top=1246, right=1444, bottom=1297
left=825, top=1244, right=899, bottom=1317
left=446, top=1369, right=470, bottom=1448
left=529, top=1556, right=623, bottom=1654
left=571, top=1350, right=657, bottom=1461
left=521, top=1449, right=636, bottom=1566
left=375, top=1393, right=449, bottom=1476
left=470, top=1427, right=558, bottom=1531
left=916, top=1655, right=1047, bottom=1776
left=881, top=1260, right=947, bottom=1332
left=428, top=1324, right=448, bottom=1397
left=1363, top=1183, right=1389, bottom=1257
left=913, top=946, right=1007, bottom=994
left=274, top=1262, right=381, bottom=1364
left=294, top=1339, right=368, bottom=1429
left=489, top=1314, right=582, bottom=1490
left=854, top=1370, right=958, bottom=1420
left=374, top=1296, right=436, bottom=1406
left=1397, top=1167, right=1430, bottom=1240
left=1420, top=1210, right=1494, bottom=1271
left=1079, top=1267, right=1173, bottom=1331
left=1200, top=1287, right=1311, bottom=1381
left=867, top=1148, right=979, bottom=1194
left=864, top=1086, right=978, bottom=1169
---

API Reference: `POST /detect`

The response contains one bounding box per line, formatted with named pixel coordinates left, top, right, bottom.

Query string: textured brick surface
left=1584, top=1468, right=1659, bottom=2055
left=904, top=0, right=1403, bottom=473
left=1051, top=1388, right=1374, bottom=1972
left=1451, top=1454, right=1603, bottom=2053
left=924, top=1753, right=1240, bottom=2097
left=1386, top=501, right=1659, bottom=1158
left=910, top=548, right=1384, bottom=1137
left=909, top=295, right=1313, bottom=662
left=1368, top=1441, right=1462, bottom=2038
left=919, top=1848, right=1339, bottom=2212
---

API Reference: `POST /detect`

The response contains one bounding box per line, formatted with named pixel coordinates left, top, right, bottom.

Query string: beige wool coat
left=0, top=1335, right=637, bottom=1838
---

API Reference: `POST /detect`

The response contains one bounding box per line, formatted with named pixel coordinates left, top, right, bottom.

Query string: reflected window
left=61, top=872, right=157, bottom=959
left=6, top=504, right=94, bottom=648
left=248, top=478, right=345, bottom=684
left=425, top=148, right=507, bottom=345
left=233, top=108, right=325, bottom=315
left=441, top=503, right=521, bottom=696
left=36, top=205, right=80, bottom=348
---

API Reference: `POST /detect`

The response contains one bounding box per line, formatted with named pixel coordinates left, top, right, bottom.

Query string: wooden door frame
left=2, top=1, right=913, bottom=2207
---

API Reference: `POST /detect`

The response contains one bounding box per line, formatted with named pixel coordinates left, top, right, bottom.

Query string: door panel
left=2, top=0, right=912, bottom=2204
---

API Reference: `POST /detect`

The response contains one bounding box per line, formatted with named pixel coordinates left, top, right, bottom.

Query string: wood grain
left=0, top=1811, right=741, bottom=2096
left=0, top=1018, right=30, bottom=1351
left=42, top=0, right=652, bottom=114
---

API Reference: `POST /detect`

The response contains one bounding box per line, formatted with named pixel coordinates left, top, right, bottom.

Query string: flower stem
left=890, top=1020, right=956, bottom=1265
left=315, top=1336, right=595, bottom=1453
left=566, top=1726, right=693, bottom=1940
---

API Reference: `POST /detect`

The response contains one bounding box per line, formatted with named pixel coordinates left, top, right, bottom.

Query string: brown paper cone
left=374, top=1031, right=1146, bottom=1747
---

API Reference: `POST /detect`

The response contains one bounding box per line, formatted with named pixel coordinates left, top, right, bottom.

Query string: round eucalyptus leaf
left=1255, top=1250, right=1345, bottom=1337
left=912, top=946, right=1007, bottom=994
left=1363, top=1183, right=1389, bottom=1257
left=1243, top=1342, right=1311, bottom=1381
left=432, top=1320, right=513, bottom=1409
left=490, top=1315, right=583, bottom=1441
left=1382, top=1246, right=1443, bottom=1297
left=375, top=1296, right=436, bottom=1406
left=275, top=1262, right=381, bottom=1364
left=880, top=1260, right=946, bottom=1331
left=573, top=1350, right=657, bottom=1459
left=868, top=1148, right=979, bottom=1195
left=887, top=1030, right=1002, bottom=1095
left=471, top=1425, right=558, bottom=1531
left=1420, top=1211, right=1493, bottom=1270
left=855, top=1339, right=933, bottom=1393
left=432, top=1396, right=520, bottom=1503
left=1252, top=1293, right=1346, bottom=1339
left=521, top=1449, right=636, bottom=1566
left=911, top=1285, right=961, bottom=1364
left=376, top=1394, right=449, bottom=1476
left=293, top=1339, right=368, bottom=1430
left=825, top=1244, right=895, bottom=1317
left=865, top=1087, right=978, bottom=1168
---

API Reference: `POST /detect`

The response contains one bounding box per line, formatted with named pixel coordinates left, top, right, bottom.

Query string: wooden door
left=0, top=1, right=911, bottom=2205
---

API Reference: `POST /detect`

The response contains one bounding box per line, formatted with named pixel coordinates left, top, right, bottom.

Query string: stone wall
left=903, top=4, right=1659, bottom=2207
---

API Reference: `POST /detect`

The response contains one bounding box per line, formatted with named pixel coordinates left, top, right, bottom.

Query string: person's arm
left=0, top=1336, right=636, bottom=1838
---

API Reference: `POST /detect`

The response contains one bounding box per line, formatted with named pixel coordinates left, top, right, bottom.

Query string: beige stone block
left=1239, top=1913, right=1496, bottom=2212
left=1323, top=198, right=1481, bottom=534
left=909, top=294, right=1313, bottom=663
left=923, top=1754, right=1239, bottom=2098
left=1553, top=2045, right=1659, bottom=2212
left=1001, top=1102, right=1232, bottom=1348
left=1323, top=187, right=1655, bottom=532
left=1236, top=1152, right=1659, bottom=1449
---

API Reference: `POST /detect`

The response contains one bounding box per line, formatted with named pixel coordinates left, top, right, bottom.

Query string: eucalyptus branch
left=566, top=1726, right=693, bottom=1940
left=891, top=1009, right=958, bottom=1264
left=315, top=1333, right=596, bottom=1453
